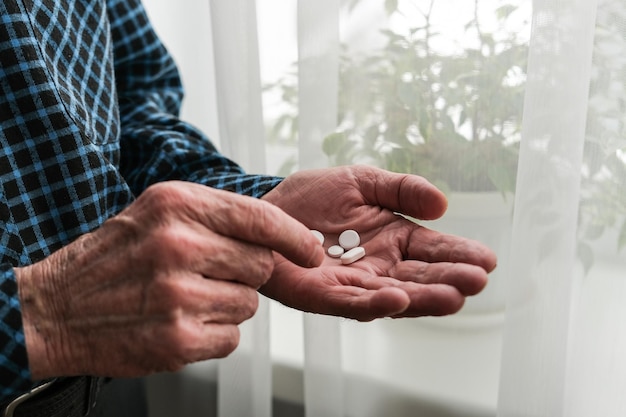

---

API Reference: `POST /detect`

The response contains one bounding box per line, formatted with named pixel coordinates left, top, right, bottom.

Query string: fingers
left=134, top=277, right=262, bottom=372
left=145, top=226, right=278, bottom=289
left=180, top=182, right=325, bottom=268
left=330, top=271, right=476, bottom=319
left=320, top=286, right=411, bottom=321
left=352, top=166, right=449, bottom=221
left=140, top=279, right=259, bottom=368
left=139, top=182, right=324, bottom=270
left=84, top=321, right=245, bottom=378
left=390, top=261, right=489, bottom=296
left=294, top=282, right=465, bottom=321
left=183, top=323, right=242, bottom=360
left=141, top=274, right=260, bottom=324
left=340, top=257, right=485, bottom=316
left=263, top=261, right=471, bottom=322
left=405, top=225, right=498, bottom=273
left=195, top=235, right=274, bottom=288
left=391, top=284, right=466, bottom=317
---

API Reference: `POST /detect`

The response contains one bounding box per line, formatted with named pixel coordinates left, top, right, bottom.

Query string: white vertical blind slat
left=297, top=1, right=344, bottom=417
left=209, top=2, right=272, bottom=417
left=297, top=0, right=340, bottom=170
left=209, top=0, right=267, bottom=173
left=216, top=298, right=272, bottom=417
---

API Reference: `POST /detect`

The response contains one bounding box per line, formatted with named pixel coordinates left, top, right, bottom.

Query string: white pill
left=340, top=247, right=365, bottom=265
left=327, top=245, right=345, bottom=258
left=338, top=229, right=360, bottom=250
left=310, top=230, right=324, bottom=245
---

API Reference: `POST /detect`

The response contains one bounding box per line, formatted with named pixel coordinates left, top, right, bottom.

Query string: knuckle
left=155, top=316, right=189, bottom=358
left=448, top=296, right=466, bottom=315
left=148, top=278, right=186, bottom=312
left=252, top=249, right=275, bottom=287
left=152, top=224, right=184, bottom=249
left=160, top=355, right=186, bottom=373
left=215, top=326, right=241, bottom=358
left=216, top=286, right=259, bottom=324
left=147, top=225, right=195, bottom=265
left=435, top=288, right=465, bottom=316
left=233, top=246, right=275, bottom=289
left=224, top=286, right=259, bottom=323
left=141, top=182, right=185, bottom=214
left=240, top=289, right=259, bottom=321
left=188, top=324, right=241, bottom=360
left=247, top=203, right=281, bottom=242
left=153, top=320, right=243, bottom=364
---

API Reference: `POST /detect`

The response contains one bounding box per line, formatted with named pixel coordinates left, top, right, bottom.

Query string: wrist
left=15, top=261, right=73, bottom=380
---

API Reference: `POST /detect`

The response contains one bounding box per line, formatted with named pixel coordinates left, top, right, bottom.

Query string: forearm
left=117, top=98, right=283, bottom=197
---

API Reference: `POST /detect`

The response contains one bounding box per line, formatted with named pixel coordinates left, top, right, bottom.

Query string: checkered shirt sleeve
left=108, top=0, right=283, bottom=197
left=0, top=267, right=29, bottom=400
left=0, top=0, right=282, bottom=401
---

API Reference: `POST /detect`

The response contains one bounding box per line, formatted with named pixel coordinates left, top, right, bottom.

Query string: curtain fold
left=498, top=0, right=626, bottom=416
left=497, top=0, right=598, bottom=414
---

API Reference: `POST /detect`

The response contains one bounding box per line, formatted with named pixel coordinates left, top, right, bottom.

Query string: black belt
left=1, top=376, right=104, bottom=417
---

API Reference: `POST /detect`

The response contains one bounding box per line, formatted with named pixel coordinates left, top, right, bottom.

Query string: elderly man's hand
left=16, top=181, right=323, bottom=380
left=261, top=166, right=497, bottom=322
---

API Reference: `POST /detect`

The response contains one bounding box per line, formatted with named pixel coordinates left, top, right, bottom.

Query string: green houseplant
left=322, top=1, right=526, bottom=197
left=266, top=0, right=527, bottom=197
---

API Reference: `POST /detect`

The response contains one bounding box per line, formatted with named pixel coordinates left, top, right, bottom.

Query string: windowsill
left=269, top=301, right=504, bottom=415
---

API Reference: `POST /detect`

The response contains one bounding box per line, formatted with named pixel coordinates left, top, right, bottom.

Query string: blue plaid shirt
left=0, top=0, right=281, bottom=400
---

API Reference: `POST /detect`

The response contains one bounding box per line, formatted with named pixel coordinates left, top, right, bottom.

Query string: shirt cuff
left=0, top=264, right=33, bottom=401
left=192, top=173, right=284, bottom=198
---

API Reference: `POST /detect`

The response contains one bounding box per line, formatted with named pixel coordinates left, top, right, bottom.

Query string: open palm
left=261, top=166, right=497, bottom=321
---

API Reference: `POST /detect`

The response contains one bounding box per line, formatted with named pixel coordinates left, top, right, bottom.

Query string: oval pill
left=310, top=230, right=325, bottom=245
left=340, top=246, right=365, bottom=265
left=327, top=245, right=345, bottom=258
left=338, top=229, right=360, bottom=250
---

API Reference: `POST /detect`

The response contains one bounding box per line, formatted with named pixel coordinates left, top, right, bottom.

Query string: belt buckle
left=2, top=379, right=56, bottom=417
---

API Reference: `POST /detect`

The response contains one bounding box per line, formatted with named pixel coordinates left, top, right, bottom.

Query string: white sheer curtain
left=499, top=0, right=626, bottom=416
left=144, top=0, right=626, bottom=416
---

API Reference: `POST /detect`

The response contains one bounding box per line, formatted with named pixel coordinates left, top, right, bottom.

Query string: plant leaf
left=538, top=228, right=562, bottom=265
left=577, top=241, right=595, bottom=276
left=495, top=4, right=517, bottom=21
left=322, top=132, right=348, bottom=157
left=583, top=223, right=606, bottom=241
left=363, top=125, right=380, bottom=146
left=269, top=114, right=293, bottom=142
left=385, top=0, right=398, bottom=16
left=277, top=155, right=298, bottom=177
left=487, top=163, right=516, bottom=194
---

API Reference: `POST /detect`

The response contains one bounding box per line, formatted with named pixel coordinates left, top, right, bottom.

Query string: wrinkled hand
left=16, top=181, right=323, bottom=380
left=261, top=166, right=497, bottom=322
